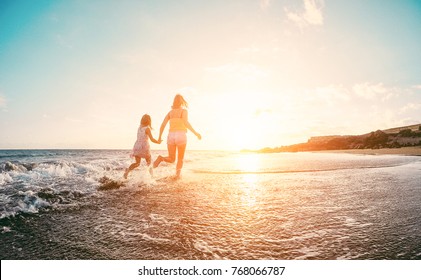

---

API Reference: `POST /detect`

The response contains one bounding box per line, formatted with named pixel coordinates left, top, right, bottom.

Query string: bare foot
left=123, top=169, right=129, bottom=179
left=170, top=174, right=181, bottom=181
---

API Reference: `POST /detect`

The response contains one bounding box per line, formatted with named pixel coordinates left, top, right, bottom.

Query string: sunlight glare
left=235, top=153, right=261, bottom=173
left=214, top=91, right=277, bottom=150
left=236, top=154, right=260, bottom=207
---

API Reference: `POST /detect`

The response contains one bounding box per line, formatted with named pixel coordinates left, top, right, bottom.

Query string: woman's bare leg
left=153, top=144, right=176, bottom=168
left=175, top=144, right=186, bottom=178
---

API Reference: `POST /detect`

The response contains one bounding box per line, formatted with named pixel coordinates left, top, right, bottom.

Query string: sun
left=212, top=92, right=275, bottom=150
left=222, top=112, right=277, bottom=150
left=229, top=123, right=259, bottom=150
left=235, top=153, right=261, bottom=172
left=199, top=90, right=290, bottom=151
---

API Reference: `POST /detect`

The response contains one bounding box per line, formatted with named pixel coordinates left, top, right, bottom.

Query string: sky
left=0, top=0, right=421, bottom=150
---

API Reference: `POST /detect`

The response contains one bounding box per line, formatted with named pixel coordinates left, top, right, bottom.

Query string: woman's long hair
left=172, top=94, right=188, bottom=109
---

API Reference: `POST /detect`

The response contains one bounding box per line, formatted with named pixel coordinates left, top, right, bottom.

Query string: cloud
left=205, top=63, right=268, bottom=81
left=399, top=103, right=421, bottom=114
left=0, top=94, right=7, bottom=108
left=254, top=108, right=272, bottom=116
left=236, top=46, right=260, bottom=55
left=314, top=85, right=351, bottom=105
left=292, top=83, right=420, bottom=136
left=260, top=0, right=271, bottom=10
left=285, top=0, right=324, bottom=27
left=353, top=83, right=398, bottom=101
left=298, top=85, right=352, bottom=108
left=65, top=117, right=84, bottom=123
left=55, top=34, right=74, bottom=49
left=176, top=86, right=198, bottom=96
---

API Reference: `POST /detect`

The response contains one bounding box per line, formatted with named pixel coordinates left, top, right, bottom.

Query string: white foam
left=139, top=233, right=172, bottom=243
left=35, top=162, right=75, bottom=177
left=193, top=240, right=225, bottom=260
left=337, top=216, right=373, bottom=228
left=148, top=213, right=178, bottom=226
left=1, top=161, right=27, bottom=172
left=124, top=169, right=155, bottom=188
left=280, top=231, right=322, bottom=242
left=295, top=246, right=321, bottom=259
left=2, top=226, right=11, bottom=233
left=1, top=211, right=15, bottom=219
left=345, top=217, right=356, bottom=225
left=14, top=190, right=51, bottom=214
left=18, top=171, right=42, bottom=181
left=337, top=251, right=364, bottom=260
left=0, top=173, right=13, bottom=185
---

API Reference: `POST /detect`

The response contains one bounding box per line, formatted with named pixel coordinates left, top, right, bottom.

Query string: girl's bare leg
left=124, top=156, right=141, bottom=179
left=146, top=155, right=153, bottom=177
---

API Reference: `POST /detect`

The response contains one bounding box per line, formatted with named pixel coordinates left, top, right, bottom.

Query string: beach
left=1, top=149, right=421, bottom=259
left=314, top=147, right=421, bottom=156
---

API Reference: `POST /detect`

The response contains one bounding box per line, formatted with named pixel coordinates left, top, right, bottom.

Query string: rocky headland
left=252, top=124, right=421, bottom=153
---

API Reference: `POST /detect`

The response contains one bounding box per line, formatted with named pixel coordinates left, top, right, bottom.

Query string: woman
left=153, top=94, right=201, bottom=179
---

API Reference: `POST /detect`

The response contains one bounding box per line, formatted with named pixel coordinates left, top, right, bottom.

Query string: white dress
left=131, top=126, right=151, bottom=158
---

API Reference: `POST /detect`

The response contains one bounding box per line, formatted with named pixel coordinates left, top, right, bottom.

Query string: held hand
left=158, top=139, right=163, bottom=144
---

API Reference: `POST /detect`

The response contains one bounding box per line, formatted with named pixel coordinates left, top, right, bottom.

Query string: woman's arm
left=146, top=127, right=161, bottom=144
left=182, top=110, right=201, bottom=140
left=158, top=113, right=170, bottom=141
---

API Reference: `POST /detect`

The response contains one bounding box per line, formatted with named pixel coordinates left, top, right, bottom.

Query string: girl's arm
left=182, top=110, right=201, bottom=140
left=146, top=127, right=161, bottom=144
left=158, top=113, right=170, bottom=141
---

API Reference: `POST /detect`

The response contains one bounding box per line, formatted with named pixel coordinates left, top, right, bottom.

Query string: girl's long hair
left=140, top=114, right=152, bottom=128
left=172, top=94, right=188, bottom=109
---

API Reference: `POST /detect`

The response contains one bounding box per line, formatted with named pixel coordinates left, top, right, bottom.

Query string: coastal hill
left=253, top=124, right=421, bottom=153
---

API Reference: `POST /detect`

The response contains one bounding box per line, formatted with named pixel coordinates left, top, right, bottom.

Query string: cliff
left=253, top=124, right=421, bottom=153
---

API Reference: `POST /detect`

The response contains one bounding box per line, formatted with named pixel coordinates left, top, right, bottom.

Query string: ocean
left=0, top=149, right=420, bottom=259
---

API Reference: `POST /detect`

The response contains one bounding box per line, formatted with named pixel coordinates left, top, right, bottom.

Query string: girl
left=124, top=114, right=161, bottom=179
left=153, top=94, right=201, bottom=179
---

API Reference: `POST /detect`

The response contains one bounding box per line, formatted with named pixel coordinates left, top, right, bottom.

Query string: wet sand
left=314, top=146, right=421, bottom=156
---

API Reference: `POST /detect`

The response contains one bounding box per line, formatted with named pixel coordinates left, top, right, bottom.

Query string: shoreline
left=312, top=146, right=421, bottom=156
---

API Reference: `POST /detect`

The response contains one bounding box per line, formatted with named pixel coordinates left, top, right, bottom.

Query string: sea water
left=0, top=149, right=420, bottom=259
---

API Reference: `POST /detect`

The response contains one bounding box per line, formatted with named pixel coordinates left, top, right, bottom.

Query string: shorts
left=167, top=131, right=187, bottom=146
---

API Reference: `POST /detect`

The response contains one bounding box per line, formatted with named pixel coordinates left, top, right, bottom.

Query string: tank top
left=169, top=109, right=187, bottom=132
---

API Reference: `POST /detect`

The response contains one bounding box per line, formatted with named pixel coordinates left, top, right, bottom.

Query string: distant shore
left=312, top=146, right=421, bottom=156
